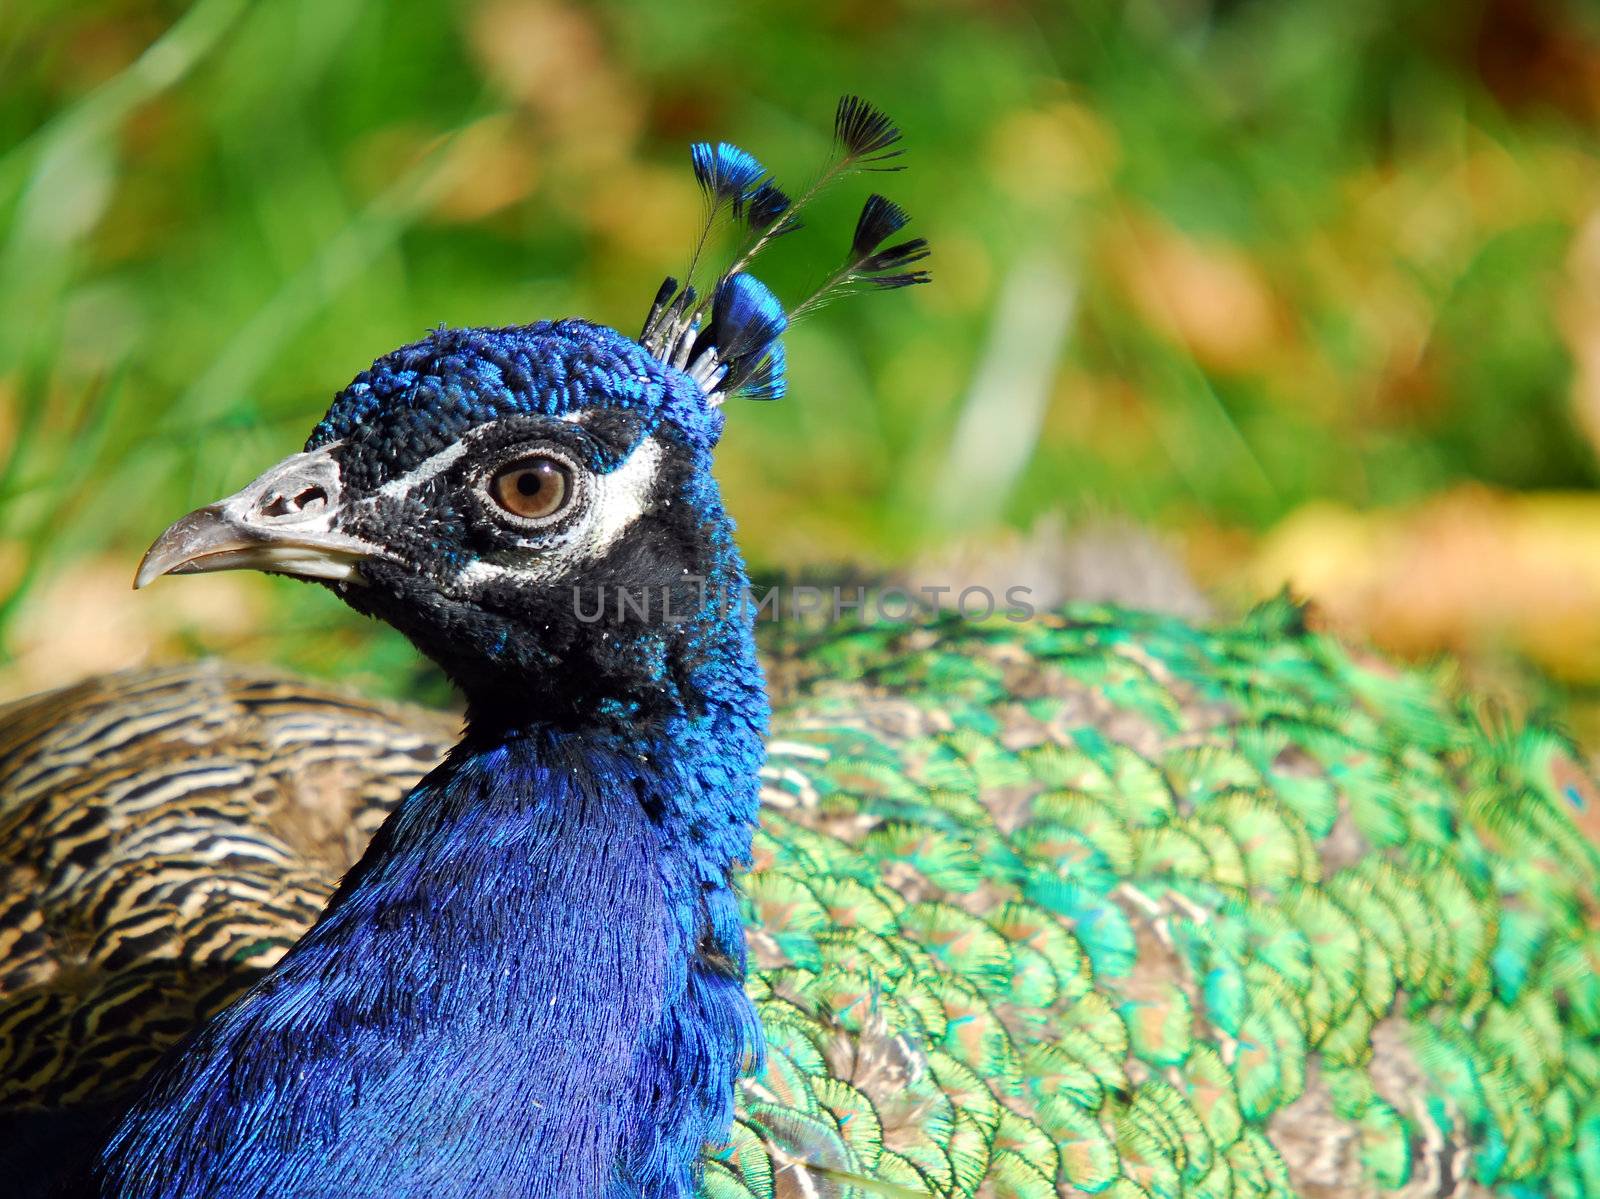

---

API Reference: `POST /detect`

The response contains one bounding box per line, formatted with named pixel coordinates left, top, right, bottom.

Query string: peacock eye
left=489, top=456, right=572, bottom=522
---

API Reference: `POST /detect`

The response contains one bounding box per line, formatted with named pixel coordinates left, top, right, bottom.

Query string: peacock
left=2, top=98, right=1600, bottom=1199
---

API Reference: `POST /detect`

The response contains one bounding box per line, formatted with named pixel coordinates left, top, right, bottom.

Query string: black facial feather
left=340, top=413, right=725, bottom=730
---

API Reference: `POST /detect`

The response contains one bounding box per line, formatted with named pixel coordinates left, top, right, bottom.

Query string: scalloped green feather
left=928, top=981, right=1022, bottom=1089
left=1100, top=665, right=1185, bottom=735
left=897, top=902, right=1013, bottom=987
left=818, top=924, right=914, bottom=974
left=707, top=604, right=1600, bottom=1196
left=1234, top=995, right=1307, bottom=1121
left=1202, top=793, right=1313, bottom=891
left=1239, top=1127, right=1293, bottom=1197
left=985, top=1147, right=1056, bottom=1199
left=802, top=969, right=878, bottom=1033
left=869, top=1149, right=933, bottom=1195
left=1019, top=742, right=1104, bottom=788
left=1188, top=1153, right=1234, bottom=1199
left=1237, top=728, right=1340, bottom=839
left=1181, top=1044, right=1243, bottom=1152
left=1119, top=982, right=1193, bottom=1069
left=986, top=901, right=1092, bottom=998
left=751, top=1040, right=824, bottom=1115
left=812, top=1076, right=884, bottom=1170
left=1278, top=885, right=1363, bottom=1042
left=1225, top=1129, right=1270, bottom=1199
left=701, top=1160, right=760, bottom=1199
left=857, top=823, right=983, bottom=894
left=1028, top=791, right=1138, bottom=874
left=1164, top=745, right=1260, bottom=808
left=1022, top=878, right=1137, bottom=977
left=1115, top=1105, right=1184, bottom=1199
left=807, top=876, right=901, bottom=936
left=1100, top=744, right=1175, bottom=829
left=743, top=1100, right=857, bottom=1187
left=724, top=1121, right=777, bottom=1199
left=1356, top=1097, right=1412, bottom=1188
left=1315, top=996, right=1378, bottom=1069
left=1023, top=1038, right=1110, bottom=1111
left=923, top=1048, right=1001, bottom=1136
left=1417, top=855, right=1497, bottom=994
left=744, top=872, right=831, bottom=969
left=1136, top=1077, right=1214, bottom=1180
left=936, top=727, right=1035, bottom=791
left=994, top=1107, right=1060, bottom=1183
left=943, top=1109, right=993, bottom=1197
left=1129, top=823, right=1217, bottom=885
left=1331, top=756, right=1410, bottom=848
left=1037, top=1096, right=1120, bottom=1193
left=1003, top=941, right=1060, bottom=1011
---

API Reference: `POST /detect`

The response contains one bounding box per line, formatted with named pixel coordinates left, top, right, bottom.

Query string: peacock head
left=134, top=97, right=927, bottom=728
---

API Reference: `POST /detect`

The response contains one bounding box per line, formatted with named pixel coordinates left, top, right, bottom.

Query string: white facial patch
left=455, top=435, right=664, bottom=590
left=573, top=434, right=663, bottom=560
left=377, top=439, right=472, bottom=501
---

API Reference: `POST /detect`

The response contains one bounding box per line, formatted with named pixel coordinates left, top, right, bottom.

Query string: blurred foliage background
left=6, top=0, right=1600, bottom=734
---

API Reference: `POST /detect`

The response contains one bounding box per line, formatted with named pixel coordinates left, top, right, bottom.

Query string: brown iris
left=489, top=456, right=571, bottom=521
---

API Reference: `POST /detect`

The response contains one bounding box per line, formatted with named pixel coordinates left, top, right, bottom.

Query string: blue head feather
left=309, top=320, right=728, bottom=466
left=708, top=274, right=787, bottom=365
left=735, top=179, right=796, bottom=236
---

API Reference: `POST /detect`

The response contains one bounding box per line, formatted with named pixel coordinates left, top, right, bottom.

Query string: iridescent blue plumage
left=308, top=320, right=727, bottom=464
left=690, top=142, right=770, bottom=207
left=737, top=341, right=786, bottom=402
left=692, top=274, right=788, bottom=397
left=99, top=717, right=768, bottom=1198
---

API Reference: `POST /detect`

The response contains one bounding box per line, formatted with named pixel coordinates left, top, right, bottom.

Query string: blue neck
left=95, top=698, right=767, bottom=1199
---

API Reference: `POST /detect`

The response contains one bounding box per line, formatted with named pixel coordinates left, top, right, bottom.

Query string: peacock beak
left=134, top=444, right=383, bottom=589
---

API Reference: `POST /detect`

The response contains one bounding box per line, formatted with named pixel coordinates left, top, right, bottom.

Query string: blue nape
left=95, top=699, right=767, bottom=1198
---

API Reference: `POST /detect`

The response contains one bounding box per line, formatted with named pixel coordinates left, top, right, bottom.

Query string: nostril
left=293, top=485, right=328, bottom=511
left=260, top=486, right=329, bottom=519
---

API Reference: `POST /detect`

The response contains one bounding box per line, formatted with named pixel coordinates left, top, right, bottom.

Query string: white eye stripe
left=377, top=411, right=596, bottom=502
left=377, top=440, right=473, bottom=500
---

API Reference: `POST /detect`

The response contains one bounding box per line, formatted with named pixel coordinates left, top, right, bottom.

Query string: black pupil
left=515, top=470, right=546, bottom=497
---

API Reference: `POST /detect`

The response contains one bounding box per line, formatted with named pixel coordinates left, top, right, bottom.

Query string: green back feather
left=736, top=602, right=1600, bottom=1198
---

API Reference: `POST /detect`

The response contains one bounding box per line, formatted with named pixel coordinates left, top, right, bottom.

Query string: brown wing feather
left=0, top=663, right=454, bottom=1108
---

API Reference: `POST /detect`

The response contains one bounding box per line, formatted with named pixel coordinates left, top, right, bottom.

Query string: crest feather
left=638, top=97, right=929, bottom=406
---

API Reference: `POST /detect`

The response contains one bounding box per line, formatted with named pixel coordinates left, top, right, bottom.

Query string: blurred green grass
left=4, top=0, right=1600, bottom=716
